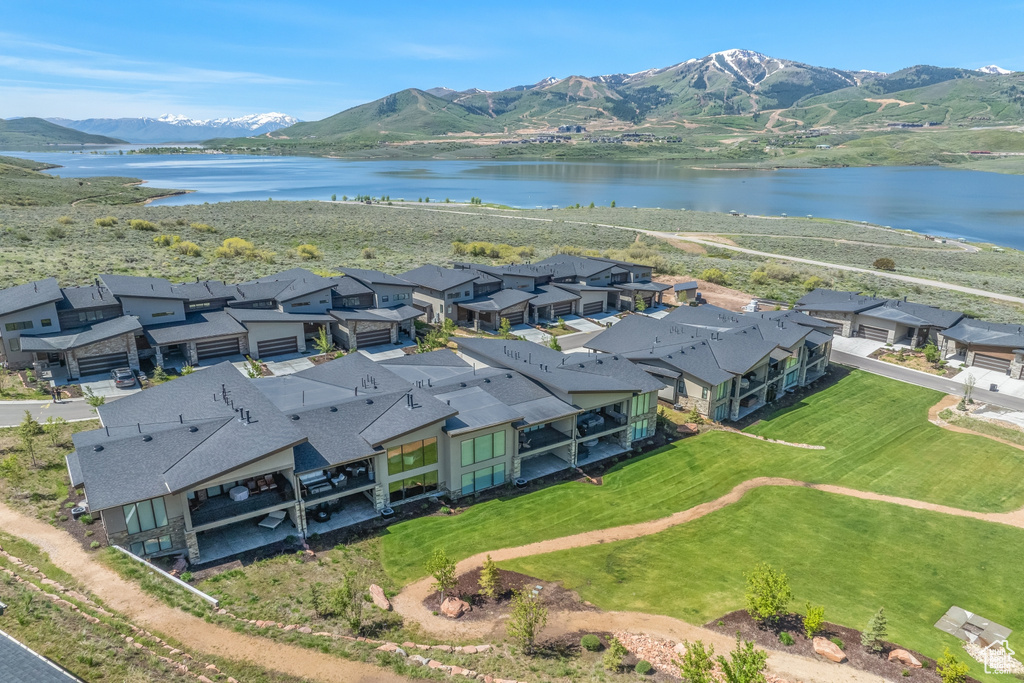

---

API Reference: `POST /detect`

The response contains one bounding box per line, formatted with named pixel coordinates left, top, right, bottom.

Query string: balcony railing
left=518, top=425, right=573, bottom=454
left=190, top=486, right=293, bottom=529
left=301, top=472, right=375, bottom=504
left=737, top=378, right=765, bottom=398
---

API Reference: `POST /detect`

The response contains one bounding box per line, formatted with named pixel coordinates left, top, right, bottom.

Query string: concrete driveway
left=263, top=352, right=317, bottom=376
left=512, top=324, right=552, bottom=345
left=79, top=375, right=142, bottom=400
left=358, top=340, right=416, bottom=361
left=560, top=315, right=603, bottom=334
left=831, top=336, right=888, bottom=357
left=587, top=311, right=622, bottom=326
left=950, top=368, right=1024, bottom=398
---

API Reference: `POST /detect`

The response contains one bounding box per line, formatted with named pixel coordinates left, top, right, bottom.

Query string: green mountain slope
left=0, top=117, right=125, bottom=147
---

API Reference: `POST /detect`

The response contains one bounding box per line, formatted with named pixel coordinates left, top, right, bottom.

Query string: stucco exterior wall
left=0, top=302, right=60, bottom=368
left=120, top=296, right=186, bottom=326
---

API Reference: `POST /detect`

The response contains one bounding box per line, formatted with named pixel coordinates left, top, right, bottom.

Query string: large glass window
left=460, top=431, right=505, bottom=467
left=387, top=437, right=437, bottom=475
left=632, top=419, right=652, bottom=441
left=630, top=392, right=651, bottom=417
left=4, top=321, right=32, bottom=332
left=716, top=382, right=731, bottom=400
left=123, top=497, right=168, bottom=535
left=388, top=470, right=438, bottom=503
left=130, top=534, right=172, bottom=557
left=461, top=463, right=506, bottom=495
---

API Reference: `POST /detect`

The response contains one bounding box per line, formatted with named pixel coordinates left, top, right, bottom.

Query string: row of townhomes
left=795, top=288, right=1024, bottom=378
left=0, top=255, right=670, bottom=378
left=582, top=304, right=835, bottom=421
left=66, top=345, right=662, bottom=565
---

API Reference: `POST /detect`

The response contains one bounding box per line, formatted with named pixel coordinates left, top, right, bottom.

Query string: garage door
left=502, top=311, right=525, bottom=326
left=582, top=300, right=604, bottom=316
left=256, top=336, right=298, bottom=358
left=552, top=301, right=574, bottom=317
left=355, top=328, right=391, bottom=348
left=77, top=352, right=128, bottom=376
left=196, top=337, right=241, bottom=360
left=973, top=353, right=1011, bottom=373
left=856, top=325, right=889, bottom=342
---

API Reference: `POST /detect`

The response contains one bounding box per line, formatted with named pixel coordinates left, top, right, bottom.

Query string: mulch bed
left=706, top=610, right=977, bottom=683
left=422, top=568, right=597, bottom=622
left=55, top=494, right=101, bottom=552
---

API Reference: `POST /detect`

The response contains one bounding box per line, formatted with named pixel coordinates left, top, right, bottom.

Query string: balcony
left=737, top=377, right=765, bottom=398
left=301, top=471, right=375, bottom=504
left=190, top=482, right=294, bottom=530
left=518, top=425, right=573, bottom=454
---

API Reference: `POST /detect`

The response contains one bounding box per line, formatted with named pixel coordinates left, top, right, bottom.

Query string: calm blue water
left=6, top=149, right=1024, bottom=248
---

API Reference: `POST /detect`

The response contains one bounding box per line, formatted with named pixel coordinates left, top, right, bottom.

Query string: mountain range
left=254, top=50, right=1022, bottom=144
left=48, top=113, right=299, bottom=143
left=0, top=117, right=124, bottom=147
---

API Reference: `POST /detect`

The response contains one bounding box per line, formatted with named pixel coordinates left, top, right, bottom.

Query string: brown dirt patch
left=928, top=395, right=1024, bottom=455
left=706, top=611, right=973, bottom=683
left=664, top=238, right=708, bottom=255
left=655, top=276, right=761, bottom=312
left=423, top=568, right=598, bottom=622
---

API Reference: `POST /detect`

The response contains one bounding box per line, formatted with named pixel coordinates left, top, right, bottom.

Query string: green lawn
left=380, top=371, right=1024, bottom=584
left=503, top=486, right=1024, bottom=683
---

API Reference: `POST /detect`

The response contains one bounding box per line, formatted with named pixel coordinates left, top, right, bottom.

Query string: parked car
left=110, top=367, right=137, bottom=388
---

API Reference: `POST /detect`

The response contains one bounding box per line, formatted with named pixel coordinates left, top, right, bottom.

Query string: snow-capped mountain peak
left=709, top=48, right=770, bottom=63
left=155, top=113, right=299, bottom=129
left=45, top=112, right=300, bottom=143
left=977, top=65, right=1012, bottom=75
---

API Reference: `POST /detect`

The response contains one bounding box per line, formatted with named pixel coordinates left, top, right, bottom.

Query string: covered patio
left=195, top=512, right=299, bottom=565
left=519, top=452, right=572, bottom=481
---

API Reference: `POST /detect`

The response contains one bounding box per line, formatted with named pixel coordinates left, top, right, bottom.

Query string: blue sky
left=3, top=0, right=1022, bottom=121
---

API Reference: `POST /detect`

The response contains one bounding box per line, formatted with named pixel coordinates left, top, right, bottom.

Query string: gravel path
left=0, top=501, right=408, bottom=683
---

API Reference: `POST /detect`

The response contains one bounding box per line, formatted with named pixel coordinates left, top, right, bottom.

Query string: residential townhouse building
left=938, top=319, right=1024, bottom=378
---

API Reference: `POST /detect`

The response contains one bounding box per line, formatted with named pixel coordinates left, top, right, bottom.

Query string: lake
left=6, top=149, right=1024, bottom=249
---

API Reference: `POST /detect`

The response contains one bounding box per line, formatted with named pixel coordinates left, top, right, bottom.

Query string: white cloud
left=0, top=84, right=236, bottom=120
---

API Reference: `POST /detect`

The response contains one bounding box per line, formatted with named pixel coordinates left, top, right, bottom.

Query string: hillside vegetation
left=0, top=117, right=125, bottom=147
left=0, top=153, right=182, bottom=206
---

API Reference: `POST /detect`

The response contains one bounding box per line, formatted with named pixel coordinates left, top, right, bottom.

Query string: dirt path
left=929, top=394, right=1024, bottom=453
left=393, top=476, right=1024, bottom=682
left=0, top=501, right=407, bottom=683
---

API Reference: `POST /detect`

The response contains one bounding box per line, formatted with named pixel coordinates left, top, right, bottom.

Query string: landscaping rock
left=377, top=643, right=398, bottom=652
left=298, top=626, right=312, bottom=634
left=461, top=645, right=478, bottom=654
left=888, top=649, right=922, bottom=668
left=431, top=644, right=453, bottom=652
left=395, top=648, right=407, bottom=657
left=409, top=655, right=430, bottom=666
left=369, top=583, right=392, bottom=611
left=813, top=637, right=847, bottom=663
left=440, top=597, right=471, bottom=618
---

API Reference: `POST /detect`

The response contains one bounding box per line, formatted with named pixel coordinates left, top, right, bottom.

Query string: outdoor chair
left=266, top=475, right=278, bottom=490
left=258, top=478, right=269, bottom=492
left=246, top=480, right=258, bottom=494
left=257, top=510, right=287, bottom=529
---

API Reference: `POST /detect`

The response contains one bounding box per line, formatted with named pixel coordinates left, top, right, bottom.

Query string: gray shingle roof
left=0, top=630, right=82, bottom=683
left=57, top=283, right=119, bottom=311
left=942, top=318, right=1024, bottom=348
left=19, top=316, right=142, bottom=352
left=614, top=281, right=671, bottom=292
left=859, top=300, right=964, bottom=329
left=330, top=305, right=421, bottom=323
left=332, top=276, right=375, bottom=297
left=0, top=278, right=62, bottom=316
left=400, top=265, right=498, bottom=291
left=226, top=309, right=333, bottom=324
left=339, top=268, right=416, bottom=287
left=144, top=311, right=246, bottom=346
left=795, top=288, right=887, bottom=313
left=171, top=280, right=237, bottom=303
left=432, top=385, right=523, bottom=435
left=456, top=289, right=536, bottom=313
left=75, top=363, right=304, bottom=511
left=100, top=274, right=185, bottom=301
left=528, top=285, right=580, bottom=307
left=532, top=255, right=614, bottom=280
left=674, top=281, right=699, bottom=291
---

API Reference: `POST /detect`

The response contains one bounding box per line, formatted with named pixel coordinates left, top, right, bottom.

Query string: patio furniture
left=246, top=480, right=258, bottom=494
left=330, top=472, right=348, bottom=487
left=257, top=510, right=287, bottom=529
left=258, top=479, right=269, bottom=492
left=228, top=485, right=249, bottom=502
left=266, top=475, right=278, bottom=490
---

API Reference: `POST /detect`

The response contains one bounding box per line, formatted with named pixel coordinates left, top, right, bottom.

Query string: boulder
left=369, top=584, right=392, bottom=611
left=888, top=649, right=922, bottom=668
left=440, top=597, right=471, bottom=619
left=409, top=655, right=430, bottom=666
left=673, top=642, right=688, bottom=656
left=813, top=637, right=847, bottom=663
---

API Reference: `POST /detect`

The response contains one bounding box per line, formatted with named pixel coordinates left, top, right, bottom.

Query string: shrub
left=581, top=634, right=603, bottom=651
left=803, top=275, right=826, bottom=291
left=79, top=513, right=94, bottom=525
left=699, top=267, right=729, bottom=285
left=830, top=637, right=844, bottom=650
left=129, top=219, right=157, bottom=232
left=936, top=647, right=969, bottom=683
left=45, top=226, right=68, bottom=240
left=779, top=631, right=794, bottom=646
left=717, top=635, right=768, bottom=683
left=174, top=241, right=202, bottom=257
left=215, top=236, right=256, bottom=258
left=94, top=216, right=118, bottom=227
left=180, top=571, right=193, bottom=583
left=635, top=660, right=652, bottom=675
left=361, top=247, right=377, bottom=259
left=803, top=603, right=825, bottom=638
left=57, top=215, right=74, bottom=225
left=603, top=637, right=629, bottom=672
left=295, top=243, right=323, bottom=260
left=426, top=548, right=456, bottom=602
left=153, top=234, right=178, bottom=247
left=89, top=541, right=100, bottom=549
left=873, top=257, right=896, bottom=271
left=923, top=342, right=940, bottom=364
left=507, top=590, right=548, bottom=653
left=478, top=554, right=500, bottom=599
left=190, top=222, right=217, bottom=233
left=678, top=640, right=715, bottom=683
left=744, top=562, right=792, bottom=625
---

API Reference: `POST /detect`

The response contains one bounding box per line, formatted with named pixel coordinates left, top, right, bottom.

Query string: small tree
left=861, top=608, right=888, bottom=653
left=506, top=589, right=547, bottom=653
left=873, top=257, right=896, bottom=271
left=83, top=386, right=105, bottom=411
left=330, top=575, right=363, bottom=634
left=479, top=554, right=500, bottom=599
left=18, top=411, right=43, bottom=468
left=548, top=335, right=562, bottom=351
left=0, top=368, right=13, bottom=396
left=603, top=636, right=629, bottom=671
left=44, top=416, right=68, bottom=448
left=744, top=562, right=792, bottom=625
left=331, top=193, right=337, bottom=201
left=963, top=372, right=976, bottom=404
left=936, top=646, right=970, bottom=683
left=803, top=603, right=825, bottom=639
left=678, top=640, right=716, bottom=683
left=498, top=317, right=512, bottom=339
left=610, top=200, right=616, bottom=208
left=635, top=292, right=647, bottom=313
left=244, top=356, right=263, bottom=379
left=717, top=635, right=768, bottom=683
left=922, top=342, right=940, bottom=364
left=312, top=325, right=335, bottom=358
left=426, top=548, right=457, bottom=603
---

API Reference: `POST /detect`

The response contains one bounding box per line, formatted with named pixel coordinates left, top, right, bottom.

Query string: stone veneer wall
left=105, top=514, right=187, bottom=557
left=67, top=334, right=140, bottom=378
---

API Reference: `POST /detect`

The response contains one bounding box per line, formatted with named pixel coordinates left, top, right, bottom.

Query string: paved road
left=0, top=398, right=97, bottom=427
left=831, top=350, right=1024, bottom=412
